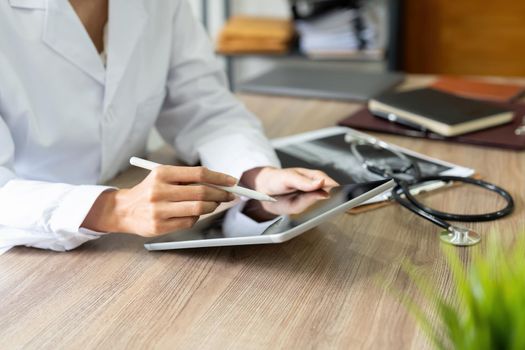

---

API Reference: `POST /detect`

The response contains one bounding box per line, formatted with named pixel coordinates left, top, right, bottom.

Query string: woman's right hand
left=82, top=166, right=237, bottom=237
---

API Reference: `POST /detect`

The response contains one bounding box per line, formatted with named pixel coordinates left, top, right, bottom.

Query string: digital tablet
left=145, top=179, right=394, bottom=251
left=145, top=127, right=472, bottom=251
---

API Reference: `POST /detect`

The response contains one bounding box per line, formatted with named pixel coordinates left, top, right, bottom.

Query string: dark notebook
left=368, top=88, right=513, bottom=136
left=338, top=103, right=525, bottom=150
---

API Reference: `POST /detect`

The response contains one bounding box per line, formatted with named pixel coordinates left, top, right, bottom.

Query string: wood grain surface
left=1, top=76, right=524, bottom=349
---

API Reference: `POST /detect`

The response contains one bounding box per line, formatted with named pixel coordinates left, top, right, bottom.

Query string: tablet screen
left=275, top=133, right=450, bottom=184
left=148, top=180, right=389, bottom=243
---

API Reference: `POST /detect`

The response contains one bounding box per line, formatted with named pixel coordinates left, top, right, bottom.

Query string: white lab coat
left=0, top=0, right=280, bottom=253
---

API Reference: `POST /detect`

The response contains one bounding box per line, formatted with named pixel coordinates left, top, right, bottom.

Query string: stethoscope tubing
left=391, top=182, right=451, bottom=229
left=391, top=176, right=515, bottom=230
left=349, top=136, right=515, bottom=231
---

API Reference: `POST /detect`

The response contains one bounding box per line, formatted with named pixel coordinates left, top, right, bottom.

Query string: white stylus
left=129, top=157, right=277, bottom=202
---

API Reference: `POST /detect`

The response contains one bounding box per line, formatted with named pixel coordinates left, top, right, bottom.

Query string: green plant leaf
left=400, top=232, right=525, bottom=350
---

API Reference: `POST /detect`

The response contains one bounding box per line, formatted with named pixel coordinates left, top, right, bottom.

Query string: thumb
left=285, top=172, right=325, bottom=192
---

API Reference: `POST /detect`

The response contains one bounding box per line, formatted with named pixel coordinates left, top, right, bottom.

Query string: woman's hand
left=82, top=166, right=237, bottom=237
left=241, top=167, right=339, bottom=196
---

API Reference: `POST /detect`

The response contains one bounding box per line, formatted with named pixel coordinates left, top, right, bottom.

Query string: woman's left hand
left=240, top=167, right=339, bottom=196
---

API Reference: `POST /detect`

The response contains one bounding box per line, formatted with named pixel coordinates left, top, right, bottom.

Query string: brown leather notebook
left=338, top=103, right=525, bottom=150
left=431, top=77, right=525, bottom=103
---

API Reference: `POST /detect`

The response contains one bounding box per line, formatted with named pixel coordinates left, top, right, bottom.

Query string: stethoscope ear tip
left=440, top=225, right=481, bottom=246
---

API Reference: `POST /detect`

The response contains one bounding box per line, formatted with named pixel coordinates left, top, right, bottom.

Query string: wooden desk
left=1, top=76, right=524, bottom=349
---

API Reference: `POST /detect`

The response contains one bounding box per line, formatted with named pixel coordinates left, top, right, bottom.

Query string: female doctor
left=0, top=0, right=337, bottom=253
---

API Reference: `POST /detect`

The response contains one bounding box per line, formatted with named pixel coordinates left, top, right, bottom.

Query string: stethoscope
left=346, top=134, right=515, bottom=246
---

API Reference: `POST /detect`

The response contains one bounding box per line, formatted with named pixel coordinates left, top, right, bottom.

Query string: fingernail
left=227, top=176, right=238, bottom=186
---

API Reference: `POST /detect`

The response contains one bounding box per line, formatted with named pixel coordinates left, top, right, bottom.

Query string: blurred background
left=186, top=0, right=525, bottom=86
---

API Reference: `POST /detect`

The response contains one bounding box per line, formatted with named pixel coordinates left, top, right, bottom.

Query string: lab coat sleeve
left=0, top=116, right=112, bottom=254
left=155, top=0, right=281, bottom=179
left=221, top=201, right=282, bottom=238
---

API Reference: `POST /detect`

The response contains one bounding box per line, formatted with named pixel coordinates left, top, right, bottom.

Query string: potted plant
left=404, top=237, right=525, bottom=350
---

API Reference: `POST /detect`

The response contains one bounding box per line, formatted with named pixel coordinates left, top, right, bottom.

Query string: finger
left=323, top=178, right=339, bottom=188
left=154, top=184, right=235, bottom=202
left=157, top=201, right=220, bottom=219
left=153, top=166, right=237, bottom=186
left=284, top=171, right=326, bottom=192
left=293, top=168, right=339, bottom=187
left=291, top=168, right=323, bottom=180
left=297, top=168, right=339, bottom=188
left=299, top=190, right=330, bottom=201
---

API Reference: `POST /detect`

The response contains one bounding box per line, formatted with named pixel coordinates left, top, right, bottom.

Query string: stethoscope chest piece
left=347, top=132, right=514, bottom=247
left=439, top=225, right=481, bottom=246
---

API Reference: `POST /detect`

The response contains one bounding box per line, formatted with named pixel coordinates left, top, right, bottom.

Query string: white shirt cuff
left=49, top=185, right=115, bottom=234
left=0, top=226, right=102, bottom=254
left=222, top=201, right=281, bottom=237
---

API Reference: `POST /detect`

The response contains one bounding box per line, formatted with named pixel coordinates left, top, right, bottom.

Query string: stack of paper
left=295, top=6, right=385, bottom=59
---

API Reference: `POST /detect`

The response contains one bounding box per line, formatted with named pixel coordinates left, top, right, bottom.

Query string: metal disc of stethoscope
left=439, top=226, right=481, bottom=246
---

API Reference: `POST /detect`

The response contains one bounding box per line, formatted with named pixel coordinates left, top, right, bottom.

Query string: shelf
left=216, top=49, right=385, bottom=63
left=202, top=0, right=402, bottom=90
